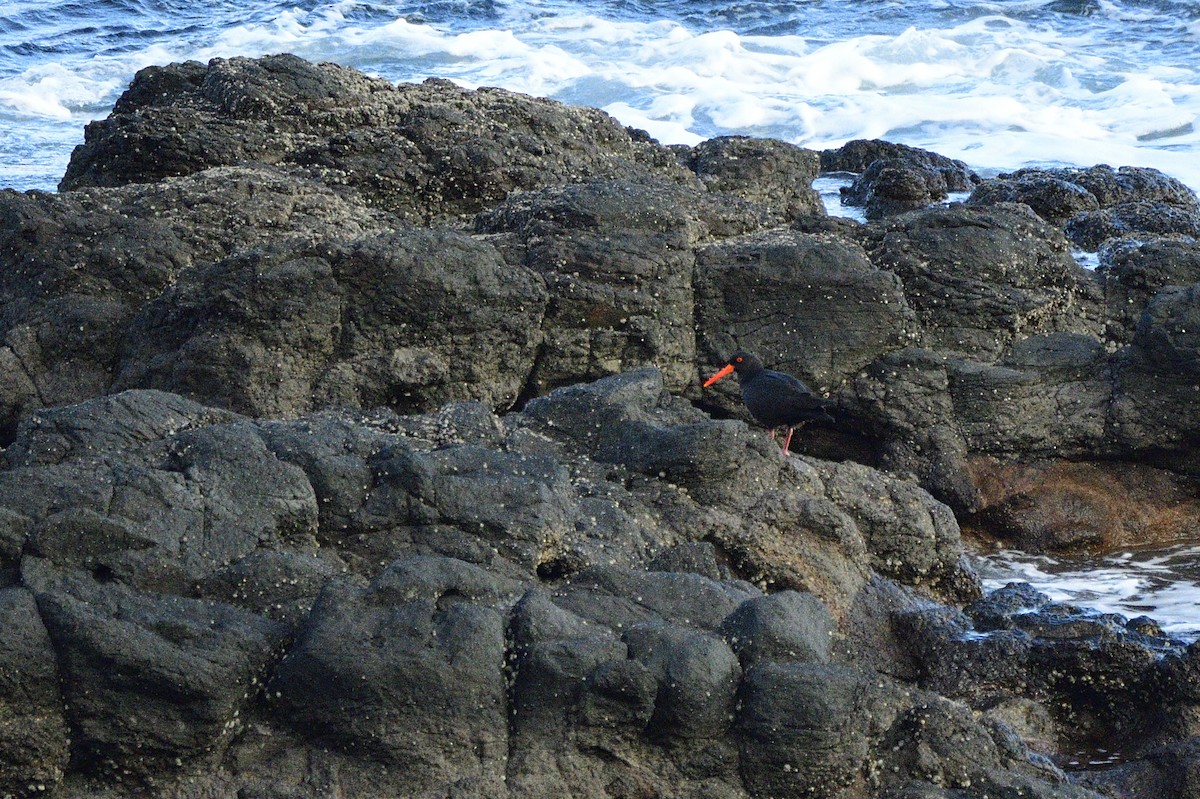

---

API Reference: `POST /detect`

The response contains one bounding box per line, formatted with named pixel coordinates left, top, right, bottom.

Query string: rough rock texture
left=60, top=54, right=697, bottom=222
left=0, top=52, right=1198, bottom=799
left=0, top=164, right=393, bottom=437
left=969, top=164, right=1200, bottom=250
left=1097, top=236, right=1200, bottom=343
left=822, top=139, right=981, bottom=220
left=862, top=203, right=1089, bottom=360
left=0, top=373, right=1083, bottom=799
left=694, top=227, right=920, bottom=394
left=0, top=586, right=68, bottom=798
left=896, top=580, right=1197, bottom=780
left=6, top=54, right=1196, bottom=542
left=115, top=226, right=548, bottom=416
left=680, top=135, right=824, bottom=219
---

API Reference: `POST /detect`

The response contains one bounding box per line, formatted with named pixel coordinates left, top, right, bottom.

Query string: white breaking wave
left=1, top=0, right=1199, bottom=193
left=976, top=544, right=1200, bottom=641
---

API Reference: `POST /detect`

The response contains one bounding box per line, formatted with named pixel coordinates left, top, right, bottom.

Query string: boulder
left=1111, top=284, right=1200, bottom=470
left=61, top=54, right=697, bottom=223
left=807, top=456, right=976, bottom=598
left=863, top=203, right=1092, bottom=360
left=1098, top=236, right=1200, bottom=343
left=969, top=172, right=1101, bottom=227
left=269, top=558, right=512, bottom=791
left=0, top=166, right=386, bottom=436
left=1066, top=201, right=1200, bottom=251
left=476, top=179, right=709, bottom=394
left=898, top=580, right=1187, bottom=761
left=720, top=590, right=835, bottom=667
left=115, top=227, right=548, bottom=417
left=25, top=559, right=288, bottom=782
left=681, top=135, right=824, bottom=219
left=737, top=662, right=900, bottom=797
left=969, top=164, right=1200, bottom=250
left=823, top=139, right=980, bottom=220
left=694, top=226, right=919, bottom=395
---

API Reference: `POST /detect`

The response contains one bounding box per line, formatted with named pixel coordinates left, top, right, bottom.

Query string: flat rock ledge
left=0, top=53, right=1197, bottom=799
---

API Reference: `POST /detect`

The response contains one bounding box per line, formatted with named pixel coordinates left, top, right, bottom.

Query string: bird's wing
left=760, top=370, right=834, bottom=418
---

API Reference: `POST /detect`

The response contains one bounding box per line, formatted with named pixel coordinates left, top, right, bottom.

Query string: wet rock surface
left=0, top=53, right=1197, bottom=798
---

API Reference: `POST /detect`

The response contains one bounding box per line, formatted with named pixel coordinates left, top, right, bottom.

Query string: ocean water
left=2, top=0, right=1200, bottom=195
left=976, top=543, right=1200, bottom=641
left=2, top=0, right=1198, bottom=630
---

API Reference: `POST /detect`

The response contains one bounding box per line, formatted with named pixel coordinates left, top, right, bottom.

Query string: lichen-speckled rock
left=60, top=54, right=698, bottom=223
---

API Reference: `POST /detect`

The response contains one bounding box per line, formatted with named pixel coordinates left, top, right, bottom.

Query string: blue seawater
left=2, top=0, right=1200, bottom=192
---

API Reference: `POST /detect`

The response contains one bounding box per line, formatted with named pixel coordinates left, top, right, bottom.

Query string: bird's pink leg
left=782, top=427, right=794, bottom=455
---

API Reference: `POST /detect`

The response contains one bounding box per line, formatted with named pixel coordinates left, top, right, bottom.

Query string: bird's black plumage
left=703, top=350, right=833, bottom=454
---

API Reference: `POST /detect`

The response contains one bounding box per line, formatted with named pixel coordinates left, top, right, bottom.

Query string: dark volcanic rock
left=843, top=157, right=953, bottom=219
left=0, top=586, right=69, bottom=798
left=0, top=370, right=1113, bottom=799
left=823, top=139, right=980, bottom=220
left=720, top=589, right=835, bottom=666
left=737, top=662, right=899, bottom=797
left=898, top=581, right=1189, bottom=766
left=0, top=391, right=318, bottom=595
left=694, top=226, right=920, bottom=394
left=1111, top=283, right=1200, bottom=470
left=969, top=164, right=1200, bottom=250
left=969, top=172, right=1101, bottom=227
left=864, top=203, right=1090, bottom=360
left=269, top=558, right=513, bottom=789
left=822, top=139, right=980, bottom=192
left=515, top=368, right=978, bottom=611
left=61, top=54, right=697, bottom=223
left=115, top=226, right=547, bottom=416
left=1098, top=235, right=1200, bottom=343
left=6, top=49, right=1200, bottom=799
left=810, top=457, right=973, bottom=596
left=25, top=558, right=288, bottom=782
left=0, top=165, right=389, bottom=436
left=1066, top=200, right=1200, bottom=251
left=681, top=135, right=824, bottom=219
left=476, top=179, right=708, bottom=394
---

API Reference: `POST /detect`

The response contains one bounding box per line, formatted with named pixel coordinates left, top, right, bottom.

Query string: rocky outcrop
left=3, top=54, right=1193, bottom=541
left=968, top=164, right=1200, bottom=250
left=822, top=139, right=981, bottom=220
left=681, top=135, right=824, bottom=219
left=0, top=373, right=1050, bottom=799
left=0, top=52, right=1199, bottom=798
left=897, top=580, right=1198, bottom=780
left=59, top=54, right=697, bottom=222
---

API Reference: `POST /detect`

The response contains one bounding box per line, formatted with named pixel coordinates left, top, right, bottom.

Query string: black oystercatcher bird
left=703, top=351, right=834, bottom=455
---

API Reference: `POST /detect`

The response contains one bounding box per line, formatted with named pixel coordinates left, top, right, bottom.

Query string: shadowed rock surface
left=0, top=52, right=1198, bottom=799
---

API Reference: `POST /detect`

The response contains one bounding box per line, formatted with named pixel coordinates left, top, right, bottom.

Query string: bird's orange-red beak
left=703, top=363, right=735, bottom=387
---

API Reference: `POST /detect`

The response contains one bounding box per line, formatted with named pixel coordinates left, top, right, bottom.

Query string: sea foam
left=1, top=0, right=1199, bottom=194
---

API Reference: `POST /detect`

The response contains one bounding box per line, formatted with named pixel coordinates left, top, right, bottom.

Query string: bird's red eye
left=735, top=356, right=743, bottom=363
